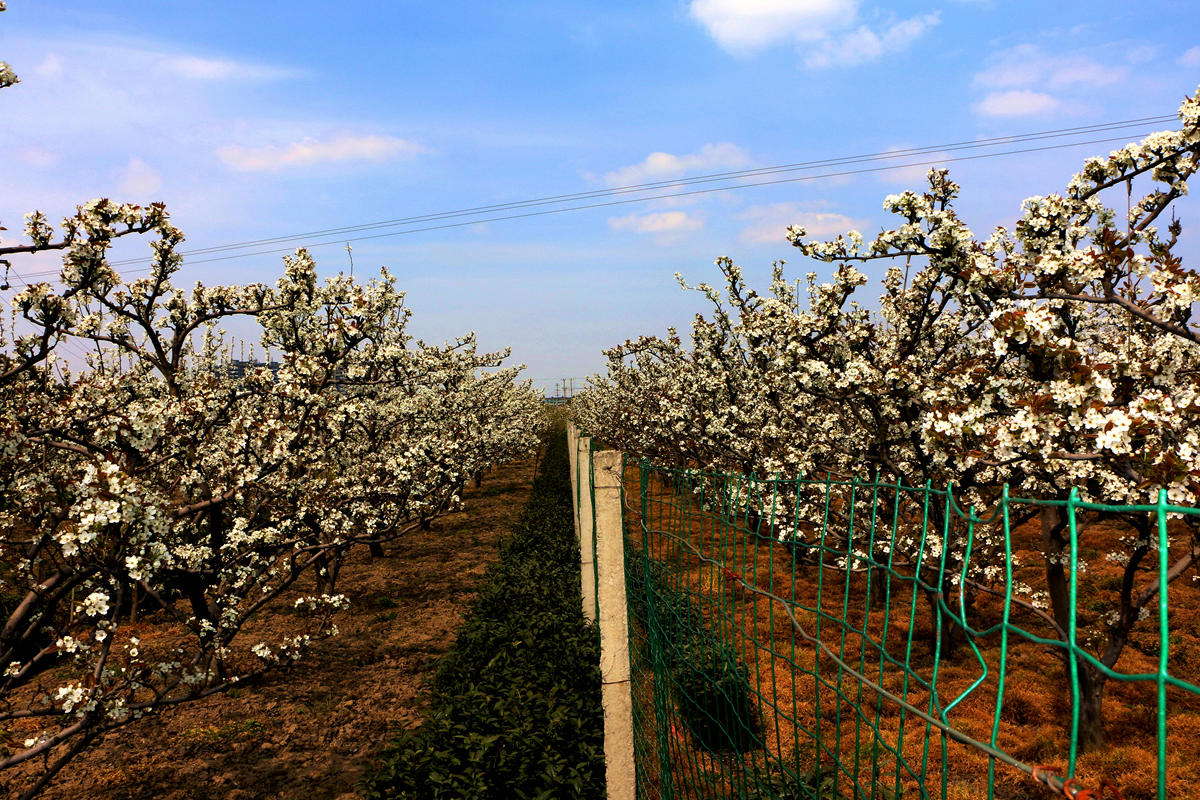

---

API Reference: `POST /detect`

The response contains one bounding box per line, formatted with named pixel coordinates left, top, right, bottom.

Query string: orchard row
left=0, top=202, right=545, bottom=796
left=572, top=87, right=1200, bottom=750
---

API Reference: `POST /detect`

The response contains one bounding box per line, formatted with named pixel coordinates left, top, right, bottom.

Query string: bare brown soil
left=24, top=455, right=537, bottom=800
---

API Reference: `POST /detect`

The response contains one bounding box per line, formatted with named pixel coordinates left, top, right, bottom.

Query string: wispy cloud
left=604, top=143, right=752, bottom=186
left=116, top=157, right=162, bottom=196
left=22, top=42, right=296, bottom=86
left=1180, top=46, right=1200, bottom=68
left=970, top=44, right=1127, bottom=117
left=804, top=12, right=940, bottom=69
left=217, top=135, right=426, bottom=172
left=0, top=36, right=301, bottom=139
left=608, top=210, right=704, bottom=236
left=162, top=55, right=298, bottom=81
left=0, top=32, right=420, bottom=236
left=689, top=0, right=938, bottom=67
left=19, top=147, right=59, bottom=168
left=32, top=53, right=64, bottom=79
left=974, top=44, right=1127, bottom=91
left=972, top=89, right=1060, bottom=117
left=1125, top=44, right=1158, bottom=64
left=737, top=203, right=866, bottom=244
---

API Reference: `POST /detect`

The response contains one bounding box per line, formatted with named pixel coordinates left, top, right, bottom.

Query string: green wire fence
left=608, top=459, right=1200, bottom=800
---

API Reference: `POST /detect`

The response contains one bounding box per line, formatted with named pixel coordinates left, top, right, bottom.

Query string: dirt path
left=33, top=455, right=538, bottom=800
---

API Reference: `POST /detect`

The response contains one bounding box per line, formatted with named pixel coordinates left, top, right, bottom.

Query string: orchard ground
left=12, top=456, right=537, bottom=800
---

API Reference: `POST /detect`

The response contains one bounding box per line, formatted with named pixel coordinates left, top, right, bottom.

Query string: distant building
left=221, top=359, right=283, bottom=380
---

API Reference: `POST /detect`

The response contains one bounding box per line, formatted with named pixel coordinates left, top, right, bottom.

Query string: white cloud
left=972, top=89, right=1060, bottom=117
left=0, top=37, right=301, bottom=142
left=804, top=12, right=940, bottom=69
left=162, top=55, right=297, bottom=81
left=689, top=0, right=937, bottom=67
left=604, top=143, right=752, bottom=186
left=1125, top=44, right=1158, bottom=64
left=974, top=44, right=1126, bottom=91
left=33, top=53, right=64, bottom=79
left=1180, top=46, right=1200, bottom=68
left=968, top=44, right=1141, bottom=118
left=608, top=211, right=704, bottom=235
left=116, top=157, right=161, bottom=196
left=689, top=0, right=858, bottom=54
left=217, top=135, right=426, bottom=172
left=737, top=203, right=866, bottom=244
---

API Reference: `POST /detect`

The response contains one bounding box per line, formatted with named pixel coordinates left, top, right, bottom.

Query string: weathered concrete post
left=577, top=435, right=596, bottom=624
left=593, top=449, right=635, bottom=800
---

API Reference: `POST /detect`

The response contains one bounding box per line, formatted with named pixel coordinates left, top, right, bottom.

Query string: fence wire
left=615, top=460, right=1200, bottom=800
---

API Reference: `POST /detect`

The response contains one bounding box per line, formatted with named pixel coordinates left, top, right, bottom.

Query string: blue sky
left=2, top=1, right=1199, bottom=394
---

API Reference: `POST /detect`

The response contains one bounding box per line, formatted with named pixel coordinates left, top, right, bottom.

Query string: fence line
left=569, top=422, right=598, bottom=624
left=568, top=427, right=635, bottom=798
left=575, top=449, right=1200, bottom=800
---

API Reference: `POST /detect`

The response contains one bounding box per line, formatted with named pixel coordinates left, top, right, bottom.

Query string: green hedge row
left=625, top=550, right=761, bottom=754
left=361, top=428, right=605, bottom=800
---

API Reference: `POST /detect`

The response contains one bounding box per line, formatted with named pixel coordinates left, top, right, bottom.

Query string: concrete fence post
left=593, top=449, right=635, bottom=800
left=567, top=423, right=580, bottom=541
left=577, top=435, right=596, bottom=624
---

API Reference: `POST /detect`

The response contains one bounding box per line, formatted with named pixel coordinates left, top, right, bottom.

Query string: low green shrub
left=627, top=546, right=761, bottom=754
left=361, top=429, right=605, bottom=800
left=673, top=633, right=761, bottom=753
left=733, top=741, right=907, bottom=800
left=736, top=763, right=849, bottom=800
left=626, top=547, right=704, bottom=652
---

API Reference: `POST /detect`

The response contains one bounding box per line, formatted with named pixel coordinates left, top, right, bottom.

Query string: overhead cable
left=10, top=116, right=1181, bottom=282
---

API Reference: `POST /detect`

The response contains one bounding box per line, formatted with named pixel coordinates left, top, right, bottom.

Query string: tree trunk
left=314, top=553, right=341, bottom=594
left=1041, top=506, right=1107, bottom=749
left=923, top=584, right=959, bottom=656
left=182, top=573, right=219, bottom=640
left=871, top=565, right=889, bottom=609
left=1075, top=661, right=1108, bottom=751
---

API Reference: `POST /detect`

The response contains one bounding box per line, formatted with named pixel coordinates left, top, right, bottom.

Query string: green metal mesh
left=615, top=461, right=1200, bottom=800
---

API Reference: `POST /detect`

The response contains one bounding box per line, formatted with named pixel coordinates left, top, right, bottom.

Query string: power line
left=111, top=115, right=1172, bottom=264
left=2, top=267, right=94, bottom=362
left=10, top=116, right=1182, bottom=284
left=15, top=114, right=1175, bottom=279
left=138, top=131, right=1178, bottom=265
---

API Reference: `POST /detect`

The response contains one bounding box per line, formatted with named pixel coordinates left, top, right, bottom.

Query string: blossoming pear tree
left=786, top=88, right=1200, bottom=747
left=0, top=43, right=541, bottom=796
left=0, top=200, right=540, bottom=795
left=0, top=32, right=541, bottom=793
left=574, top=87, right=1200, bottom=748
